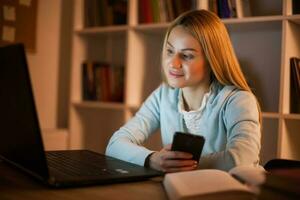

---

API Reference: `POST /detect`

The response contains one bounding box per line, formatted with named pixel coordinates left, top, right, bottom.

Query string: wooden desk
left=0, top=161, right=167, bottom=200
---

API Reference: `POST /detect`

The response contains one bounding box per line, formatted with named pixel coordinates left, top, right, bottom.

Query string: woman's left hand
left=148, top=144, right=198, bottom=173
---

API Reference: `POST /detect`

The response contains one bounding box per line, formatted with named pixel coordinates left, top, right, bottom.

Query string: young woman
left=106, top=10, right=261, bottom=173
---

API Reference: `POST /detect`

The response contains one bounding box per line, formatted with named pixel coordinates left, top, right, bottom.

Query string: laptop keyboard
left=46, top=151, right=119, bottom=177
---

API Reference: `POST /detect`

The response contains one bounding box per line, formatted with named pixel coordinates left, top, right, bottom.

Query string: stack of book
left=201, top=0, right=251, bottom=18
left=82, top=61, right=124, bottom=102
left=290, top=57, right=300, bottom=113
left=84, top=0, right=127, bottom=27
left=138, top=0, right=252, bottom=24
left=139, top=0, right=197, bottom=23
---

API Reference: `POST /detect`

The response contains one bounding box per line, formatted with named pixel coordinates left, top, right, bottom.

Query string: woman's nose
left=170, top=54, right=181, bottom=69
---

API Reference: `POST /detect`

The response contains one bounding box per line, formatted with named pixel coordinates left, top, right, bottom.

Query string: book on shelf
left=163, top=166, right=266, bottom=200
left=235, top=0, right=251, bottom=18
left=293, top=0, right=300, bottom=14
left=138, top=0, right=248, bottom=23
left=158, top=0, right=168, bottom=23
left=139, top=0, right=152, bottom=23
left=94, top=62, right=110, bottom=102
left=202, top=0, right=243, bottom=19
left=199, top=0, right=241, bottom=18
left=166, top=0, right=175, bottom=21
left=216, top=0, right=250, bottom=19
left=138, top=0, right=197, bottom=24
left=151, top=0, right=161, bottom=23
left=82, top=61, right=124, bottom=103
left=217, top=0, right=231, bottom=18
left=208, top=0, right=218, bottom=15
left=227, top=0, right=237, bottom=18
left=82, top=61, right=96, bottom=100
left=290, top=57, right=300, bottom=113
left=84, top=0, right=127, bottom=27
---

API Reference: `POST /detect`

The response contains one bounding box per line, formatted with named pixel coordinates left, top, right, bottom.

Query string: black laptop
left=0, top=43, right=161, bottom=187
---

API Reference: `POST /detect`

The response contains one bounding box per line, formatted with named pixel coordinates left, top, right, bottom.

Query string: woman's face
left=163, top=26, right=210, bottom=88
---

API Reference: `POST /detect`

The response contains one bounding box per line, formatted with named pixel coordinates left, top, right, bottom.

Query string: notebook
left=0, top=43, right=162, bottom=187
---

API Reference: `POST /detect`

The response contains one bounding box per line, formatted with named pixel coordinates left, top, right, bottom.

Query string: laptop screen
left=0, top=44, right=49, bottom=179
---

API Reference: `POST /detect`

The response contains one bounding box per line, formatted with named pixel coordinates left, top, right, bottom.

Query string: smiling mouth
left=169, top=71, right=184, bottom=78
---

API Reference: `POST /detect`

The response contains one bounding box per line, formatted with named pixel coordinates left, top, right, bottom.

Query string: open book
left=163, top=166, right=265, bottom=200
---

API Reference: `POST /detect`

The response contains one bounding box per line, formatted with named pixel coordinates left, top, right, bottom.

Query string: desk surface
left=0, top=161, right=167, bottom=200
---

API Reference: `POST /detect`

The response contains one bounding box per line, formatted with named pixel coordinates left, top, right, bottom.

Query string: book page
left=163, top=169, right=253, bottom=200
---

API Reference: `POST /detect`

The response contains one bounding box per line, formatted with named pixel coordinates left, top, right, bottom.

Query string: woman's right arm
left=105, top=86, right=162, bottom=166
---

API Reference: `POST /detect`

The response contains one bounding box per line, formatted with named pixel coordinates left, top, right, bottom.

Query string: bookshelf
left=69, top=0, right=300, bottom=165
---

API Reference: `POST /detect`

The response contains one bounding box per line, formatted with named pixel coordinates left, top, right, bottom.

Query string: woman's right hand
left=149, top=144, right=198, bottom=173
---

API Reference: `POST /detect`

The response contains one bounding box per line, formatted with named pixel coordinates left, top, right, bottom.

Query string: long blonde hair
left=162, top=10, right=261, bottom=122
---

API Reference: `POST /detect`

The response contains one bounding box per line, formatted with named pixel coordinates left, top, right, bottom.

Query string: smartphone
left=171, top=132, right=205, bottom=161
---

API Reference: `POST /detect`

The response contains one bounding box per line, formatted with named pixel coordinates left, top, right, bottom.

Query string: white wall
left=26, top=0, right=72, bottom=131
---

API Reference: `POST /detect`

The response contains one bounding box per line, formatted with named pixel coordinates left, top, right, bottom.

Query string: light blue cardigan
left=106, top=82, right=261, bottom=171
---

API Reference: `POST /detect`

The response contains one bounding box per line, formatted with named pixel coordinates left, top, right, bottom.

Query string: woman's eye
left=181, top=54, right=194, bottom=60
left=166, top=49, right=174, bottom=56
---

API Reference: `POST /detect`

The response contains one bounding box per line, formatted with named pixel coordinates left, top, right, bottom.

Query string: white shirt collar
left=178, top=84, right=213, bottom=114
